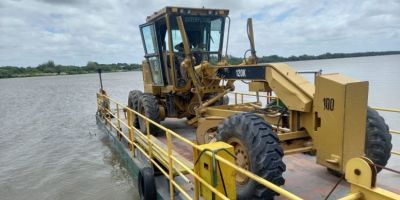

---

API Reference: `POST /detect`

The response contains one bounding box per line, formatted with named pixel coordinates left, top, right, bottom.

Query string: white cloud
left=0, top=0, right=399, bottom=66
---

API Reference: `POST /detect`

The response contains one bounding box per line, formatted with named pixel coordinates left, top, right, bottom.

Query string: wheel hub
left=227, top=137, right=250, bottom=185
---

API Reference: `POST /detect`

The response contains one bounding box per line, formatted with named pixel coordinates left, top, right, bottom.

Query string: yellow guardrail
left=231, top=91, right=400, bottom=156
left=371, top=107, right=400, bottom=156
left=96, top=93, right=303, bottom=200
left=232, top=91, right=276, bottom=105
left=371, top=107, right=400, bottom=136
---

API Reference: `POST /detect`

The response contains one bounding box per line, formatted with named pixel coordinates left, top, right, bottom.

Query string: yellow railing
left=230, top=91, right=400, bottom=156
left=370, top=107, right=400, bottom=156
left=371, top=107, right=400, bottom=135
left=232, top=91, right=276, bottom=105
left=96, top=93, right=303, bottom=200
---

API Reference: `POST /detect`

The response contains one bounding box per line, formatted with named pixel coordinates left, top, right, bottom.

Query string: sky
left=0, top=0, right=399, bottom=67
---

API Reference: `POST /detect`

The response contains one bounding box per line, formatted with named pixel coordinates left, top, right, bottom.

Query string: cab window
left=140, top=24, right=164, bottom=86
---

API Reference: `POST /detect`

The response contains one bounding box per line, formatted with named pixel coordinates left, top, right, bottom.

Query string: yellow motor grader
left=127, top=7, right=392, bottom=199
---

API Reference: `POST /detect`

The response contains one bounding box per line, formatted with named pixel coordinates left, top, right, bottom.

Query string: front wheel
left=217, top=113, right=286, bottom=200
left=128, top=90, right=142, bottom=127
left=137, top=94, right=162, bottom=136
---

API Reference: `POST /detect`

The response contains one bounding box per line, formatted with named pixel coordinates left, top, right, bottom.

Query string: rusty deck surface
left=157, top=118, right=400, bottom=200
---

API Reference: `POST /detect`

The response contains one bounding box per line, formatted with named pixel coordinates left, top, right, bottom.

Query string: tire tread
left=365, top=108, right=392, bottom=168
left=217, top=113, right=285, bottom=200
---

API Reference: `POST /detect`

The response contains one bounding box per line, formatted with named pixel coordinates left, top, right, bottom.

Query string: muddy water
left=0, top=55, right=399, bottom=199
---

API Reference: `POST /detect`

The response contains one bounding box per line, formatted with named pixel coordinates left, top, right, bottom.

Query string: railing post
left=96, top=93, right=99, bottom=111
left=127, top=110, right=135, bottom=156
left=241, top=93, right=244, bottom=104
left=193, top=146, right=200, bottom=200
left=130, top=127, right=135, bottom=156
left=234, top=93, right=238, bottom=105
left=256, top=91, right=260, bottom=103
left=146, top=121, right=153, bottom=162
left=108, top=103, right=112, bottom=130
left=102, top=94, right=107, bottom=118
left=116, top=104, right=121, bottom=130
left=166, top=130, right=175, bottom=200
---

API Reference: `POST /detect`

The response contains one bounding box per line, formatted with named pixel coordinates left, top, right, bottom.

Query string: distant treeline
left=1, top=51, right=399, bottom=79
left=0, top=61, right=142, bottom=78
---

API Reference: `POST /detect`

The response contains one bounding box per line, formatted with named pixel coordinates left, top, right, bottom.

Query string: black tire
left=128, top=90, right=143, bottom=127
left=138, top=94, right=162, bottom=136
left=217, top=113, right=286, bottom=200
left=327, top=108, right=393, bottom=176
left=138, top=167, right=157, bottom=200
left=365, top=108, right=392, bottom=171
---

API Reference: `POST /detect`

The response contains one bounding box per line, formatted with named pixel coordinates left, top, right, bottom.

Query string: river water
left=0, top=55, right=399, bottom=200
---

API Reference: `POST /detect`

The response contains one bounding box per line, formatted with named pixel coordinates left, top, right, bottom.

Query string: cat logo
left=236, top=69, right=246, bottom=78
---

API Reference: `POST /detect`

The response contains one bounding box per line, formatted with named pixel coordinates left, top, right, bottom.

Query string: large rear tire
left=138, top=94, right=162, bottom=136
left=128, top=90, right=142, bottom=127
left=217, top=113, right=286, bottom=200
left=327, top=107, right=393, bottom=176
left=365, top=108, right=392, bottom=170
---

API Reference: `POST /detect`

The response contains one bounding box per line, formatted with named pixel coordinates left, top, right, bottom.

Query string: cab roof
left=146, top=6, right=230, bottom=22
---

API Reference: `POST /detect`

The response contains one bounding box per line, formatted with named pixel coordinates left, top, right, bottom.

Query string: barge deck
left=96, top=93, right=400, bottom=200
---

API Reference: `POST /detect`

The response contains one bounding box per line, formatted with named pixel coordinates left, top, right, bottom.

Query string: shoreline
left=1, top=53, right=399, bottom=80
left=0, top=70, right=141, bottom=80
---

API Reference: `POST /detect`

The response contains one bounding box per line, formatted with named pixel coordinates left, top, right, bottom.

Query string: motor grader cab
left=130, top=6, right=393, bottom=199
left=131, top=7, right=231, bottom=134
left=139, top=7, right=227, bottom=89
